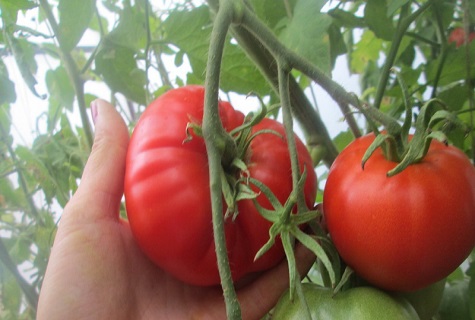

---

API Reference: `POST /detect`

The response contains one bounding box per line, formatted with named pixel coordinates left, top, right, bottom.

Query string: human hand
left=37, top=99, right=315, bottom=320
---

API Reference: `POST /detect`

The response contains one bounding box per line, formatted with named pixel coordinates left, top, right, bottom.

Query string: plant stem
left=429, top=1, right=449, bottom=98
left=373, top=2, right=432, bottom=109
left=462, top=0, right=475, bottom=164
left=238, top=5, right=361, bottom=115
left=0, top=238, right=39, bottom=312
left=202, top=0, right=241, bottom=318
left=0, top=122, right=42, bottom=224
left=278, top=64, right=305, bottom=210
left=38, top=0, right=93, bottom=150
left=208, top=2, right=340, bottom=166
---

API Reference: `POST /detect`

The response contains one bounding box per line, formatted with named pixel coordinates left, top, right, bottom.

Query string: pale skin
left=37, top=99, right=315, bottom=320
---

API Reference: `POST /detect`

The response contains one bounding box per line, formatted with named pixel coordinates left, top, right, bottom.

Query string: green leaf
left=328, top=8, right=366, bottom=28
left=425, top=41, right=475, bottom=86
left=45, top=66, right=75, bottom=130
left=220, top=43, right=269, bottom=95
left=0, top=59, right=16, bottom=104
left=279, top=0, right=332, bottom=75
left=58, top=0, right=95, bottom=52
left=0, top=0, right=37, bottom=25
left=328, top=23, right=347, bottom=67
left=162, top=6, right=210, bottom=81
left=438, top=84, right=469, bottom=112
left=106, top=3, right=146, bottom=51
left=364, top=0, right=395, bottom=41
left=387, top=0, right=410, bottom=17
left=95, top=42, right=147, bottom=105
left=333, top=130, right=354, bottom=152
left=0, top=271, right=22, bottom=315
left=249, top=0, right=297, bottom=31
left=163, top=5, right=269, bottom=95
left=350, top=30, right=383, bottom=74
left=3, top=34, right=43, bottom=98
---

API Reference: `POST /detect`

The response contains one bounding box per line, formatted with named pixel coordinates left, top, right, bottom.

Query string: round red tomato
left=124, top=86, right=317, bottom=286
left=323, top=133, right=475, bottom=291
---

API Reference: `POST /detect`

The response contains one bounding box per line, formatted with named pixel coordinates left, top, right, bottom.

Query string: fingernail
left=91, top=100, right=99, bottom=124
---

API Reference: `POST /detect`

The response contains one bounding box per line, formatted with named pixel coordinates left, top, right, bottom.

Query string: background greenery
left=0, top=0, right=474, bottom=318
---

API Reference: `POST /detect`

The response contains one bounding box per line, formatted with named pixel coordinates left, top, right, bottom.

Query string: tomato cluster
left=124, top=86, right=317, bottom=286
left=125, top=86, right=475, bottom=318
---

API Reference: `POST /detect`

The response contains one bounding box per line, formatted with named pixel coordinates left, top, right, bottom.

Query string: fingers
left=238, top=243, right=316, bottom=320
left=65, top=99, right=129, bottom=222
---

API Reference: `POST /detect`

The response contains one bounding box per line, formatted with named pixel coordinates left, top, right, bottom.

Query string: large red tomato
left=124, top=86, right=317, bottom=286
left=323, top=133, right=475, bottom=291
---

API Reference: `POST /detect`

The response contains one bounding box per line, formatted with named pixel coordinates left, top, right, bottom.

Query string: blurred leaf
left=58, top=0, right=95, bottom=52
left=0, top=0, right=37, bottom=25
left=0, top=178, right=24, bottom=209
left=328, top=23, right=347, bottom=67
left=45, top=66, right=75, bottom=130
left=333, top=130, right=354, bottom=152
left=95, top=42, right=147, bottom=105
left=3, top=34, right=44, bottom=99
left=279, top=0, right=332, bottom=75
left=437, top=279, right=472, bottom=320
left=426, top=42, right=475, bottom=86
left=351, top=30, right=382, bottom=74
left=0, top=59, right=16, bottom=104
left=364, top=0, right=395, bottom=41
left=387, top=0, right=410, bottom=17
left=438, top=84, right=469, bottom=112
left=328, top=8, right=366, bottom=29
left=15, top=145, right=58, bottom=205
left=106, top=3, right=147, bottom=51
left=249, top=0, right=297, bottom=31
left=0, top=272, right=22, bottom=315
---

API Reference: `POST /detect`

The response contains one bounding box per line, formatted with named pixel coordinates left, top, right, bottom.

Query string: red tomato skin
left=323, top=133, right=475, bottom=292
left=448, top=27, right=475, bottom=47
left=125, top=86, right=317, bottom=286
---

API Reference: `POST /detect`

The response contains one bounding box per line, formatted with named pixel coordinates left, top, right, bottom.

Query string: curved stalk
left=202, top=0, right=241, bottom=318
left=373, top=2, right=432, bottom=109
left=38, top=0, right=93, bottom=150
left=207, top=0, right=341, bottom=166
left=239, top=5, right=360, bottom=110
left=277, top=64, right=305, bottom=210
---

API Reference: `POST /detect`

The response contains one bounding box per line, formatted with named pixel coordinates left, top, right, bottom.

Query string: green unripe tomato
left=272, top=284, right=419, bottom=320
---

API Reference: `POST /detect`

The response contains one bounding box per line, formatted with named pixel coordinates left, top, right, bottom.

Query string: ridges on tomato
left=124, top=86, right=317, bottom=286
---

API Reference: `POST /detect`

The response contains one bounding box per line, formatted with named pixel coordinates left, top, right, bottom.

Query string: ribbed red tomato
left=124, top=86, right=317, bottom=286
left=323, top=133, right=475, bottom=291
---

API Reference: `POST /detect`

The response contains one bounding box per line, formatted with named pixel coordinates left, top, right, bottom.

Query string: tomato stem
left=372, top=2, right=432, bottom=110
left=202, top=0, right=242, bottom=318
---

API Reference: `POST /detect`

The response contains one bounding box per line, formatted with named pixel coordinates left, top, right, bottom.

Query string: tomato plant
left=448, top=27, right=475, bottom=47
left=272, top=283, right=419, bottom=319
left=323, top=133, right=475, bottom=292
left=437, top=279, right=473, bottom=320
left=124, top=86, right=317, bottom=286
left=393, top=279, right=446, bottom=320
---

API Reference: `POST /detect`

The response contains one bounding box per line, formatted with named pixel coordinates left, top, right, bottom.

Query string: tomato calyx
left=185, top=102, right=284, bottom=220
left=250, top=171, right=336, bottom=298
left=359, top=72, right=466, bottom=176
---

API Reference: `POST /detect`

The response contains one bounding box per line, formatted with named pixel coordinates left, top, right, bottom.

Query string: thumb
left=67, top=99, right=129, bottom=222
